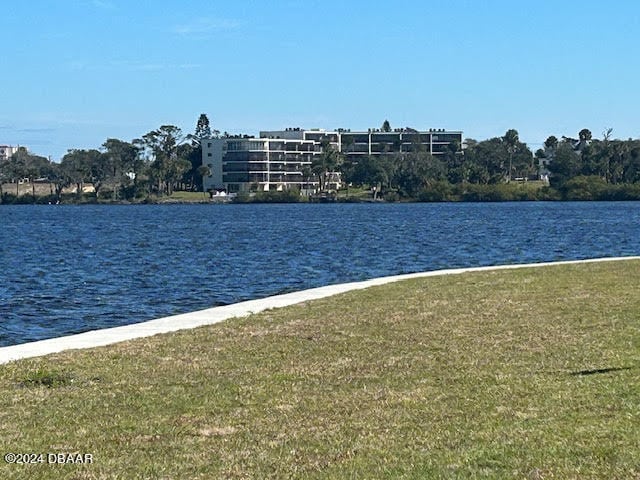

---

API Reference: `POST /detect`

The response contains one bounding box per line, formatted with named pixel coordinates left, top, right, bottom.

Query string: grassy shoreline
left=1, top=260, right=639, bottom=478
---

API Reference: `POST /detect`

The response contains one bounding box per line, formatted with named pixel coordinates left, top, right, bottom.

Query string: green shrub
left=562, top=175, right=608, bottom=200
left=0, top=193, right=18, bottom=204
left=234, top=189, right=303, bottom=203
left=461, top=184, right=516, bottom=201
left=382, top=191, right=400, bottom=202
left=603, top=183, right=640, bottom=200
left=535, top=186, right=562, bottom=201
left=417, top=181, right=454, bottom=202
left=232, top=191, right=252, bottom=203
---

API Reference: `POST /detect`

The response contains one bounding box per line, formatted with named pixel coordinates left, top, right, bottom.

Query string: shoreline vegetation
left=4, top=116, right=640, bottom=205
left=1, top=259, right=639, bottom=478
left=4, top=179, right=640, bottom=204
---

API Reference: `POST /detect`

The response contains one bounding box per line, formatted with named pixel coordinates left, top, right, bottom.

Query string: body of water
left=1, top=202, right=639, bottom=347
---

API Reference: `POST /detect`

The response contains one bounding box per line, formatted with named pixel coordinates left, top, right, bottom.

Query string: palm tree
left=197, top=165, right=211, bottom=195
left=311, top=138, right=340, bottom=192
left=503, top=129, right=519, bottom=182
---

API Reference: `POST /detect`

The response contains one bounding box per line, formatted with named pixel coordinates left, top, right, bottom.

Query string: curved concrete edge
left=1, top=256, right=639, bottom=365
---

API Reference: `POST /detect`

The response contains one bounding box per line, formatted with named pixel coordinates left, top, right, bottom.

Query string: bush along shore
left=0, top=259, right=639, bottom=478
left=4, top=178, right=640, bottom=204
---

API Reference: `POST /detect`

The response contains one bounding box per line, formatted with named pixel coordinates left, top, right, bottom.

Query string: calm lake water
left=1, top=202, right=639, bottom=347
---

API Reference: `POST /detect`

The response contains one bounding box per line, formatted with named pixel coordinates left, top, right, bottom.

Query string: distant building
left=338, top=128, right=463, bottom=159
left=202, top=133, right=320, bottom=194
left=538, top=136, right=592, bottom=182
left=0, top=145, right=19, bottom=162
left=202, top=127, right=463, bottom=193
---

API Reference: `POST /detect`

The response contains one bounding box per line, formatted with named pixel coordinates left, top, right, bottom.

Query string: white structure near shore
left=0, top=144, right=19, bottom=162
left=202, top=127, right=463, bottom=193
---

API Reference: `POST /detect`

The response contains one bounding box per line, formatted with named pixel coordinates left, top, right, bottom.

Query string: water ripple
left=1, top=202, right=639, bottom=346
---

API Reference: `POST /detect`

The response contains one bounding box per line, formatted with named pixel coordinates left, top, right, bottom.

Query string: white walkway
left=1, top=256, right=638, bottom=364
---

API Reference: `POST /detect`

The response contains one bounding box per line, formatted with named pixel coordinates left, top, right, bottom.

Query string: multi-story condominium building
left=202, top=127, right=463, bottom=193
left=202, top=132, right=320, bottom=194
left=0, top=145, right=19, bottom=162
left=339, top=129, right=463, bottom=158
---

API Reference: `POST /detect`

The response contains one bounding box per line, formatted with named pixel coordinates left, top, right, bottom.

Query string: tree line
left=538, top=129, right=640, bottom=200
left=316, top=124, right=640, bottom=201
left=3, top=117, right=640, bottom=203
left=0, top=114, right=214, bottom=203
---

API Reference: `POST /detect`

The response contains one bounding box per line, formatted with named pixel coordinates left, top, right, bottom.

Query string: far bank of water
left=1, top=202, right=639, bottom=346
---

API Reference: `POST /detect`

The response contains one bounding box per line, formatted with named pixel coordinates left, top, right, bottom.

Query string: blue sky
left=2, top=0, right=640, bottom=160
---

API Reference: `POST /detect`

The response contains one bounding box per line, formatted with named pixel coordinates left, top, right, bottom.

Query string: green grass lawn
left=1, top=260, right=639, bottom=479
left=163, top=191, right=210, bottom=202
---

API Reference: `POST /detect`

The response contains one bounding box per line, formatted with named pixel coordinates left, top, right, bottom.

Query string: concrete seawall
left=1, top=256, right=638, bottom=364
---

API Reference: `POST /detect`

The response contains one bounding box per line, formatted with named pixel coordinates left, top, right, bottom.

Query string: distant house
left=0, top=145, right=19, bottom=162
left=561, top=136, right=591, bottom=153
left=202, top=127, right=463, bottom=194
left=538, top=136, right=592, bottom=181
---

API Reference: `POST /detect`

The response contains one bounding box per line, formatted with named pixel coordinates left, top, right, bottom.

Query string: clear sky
left=2, top=0, right=640, bottom=161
